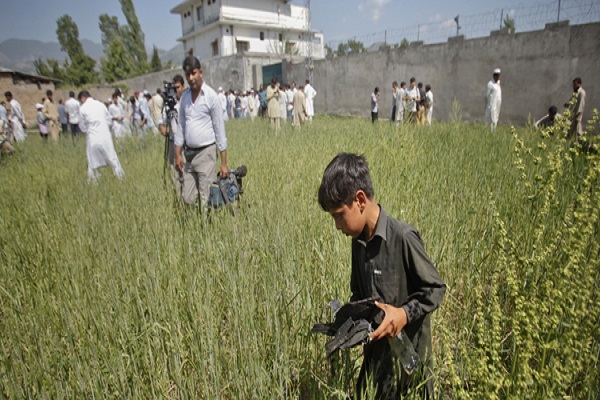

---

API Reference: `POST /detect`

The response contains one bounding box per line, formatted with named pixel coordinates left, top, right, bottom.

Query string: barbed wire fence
left=326, top=0, right=600, bottom=51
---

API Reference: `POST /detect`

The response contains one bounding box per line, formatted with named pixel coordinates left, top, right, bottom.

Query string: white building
left=171, top=0, right=325, bottom=61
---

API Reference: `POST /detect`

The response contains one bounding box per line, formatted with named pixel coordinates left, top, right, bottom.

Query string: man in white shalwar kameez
left=78, top=91, right=125, bottom=182
left=484, top=68, right=502, bottom=131
left=304, top=80, right=317, bottom=123
left=116, top=89, right=131, bottom=135
left=217, top=87, right=228, bottom=121
left=108, top=92, right=126, bottom=140
left=4, top=92, right=27, bottom=142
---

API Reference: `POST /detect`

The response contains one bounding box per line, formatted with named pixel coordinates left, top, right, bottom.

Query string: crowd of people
left=376, top=78, right=434, bottom=126
left=216, top=78, right=317, bottom=131
left=0, top=66, right=591, bottom=185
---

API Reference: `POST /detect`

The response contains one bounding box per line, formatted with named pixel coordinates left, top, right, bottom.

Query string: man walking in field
left=65, top=91, right=81, bottom=142
left=304, top=80, right=317, bottom=123
left=151, top=89, right=164, bottom=128
left=565, top=77, right=586, bottom=141
left=267, top=78, right=281, bottom=132
left=4, top=91, right=27, bottom=142
left=175, top=55, right=229, bottom=207
left=78, top=91, right=125, bottom=182
left=425, top=84, right=434, bottom=125
left=390, top=81, right=400, bottom=124
left=485, top=68, right=502, bottom=131
left=292, top=86, right=307, bottom=128
left=406, top=78, right=420, bottom=123
left=43, top=90, right=60, bottom=141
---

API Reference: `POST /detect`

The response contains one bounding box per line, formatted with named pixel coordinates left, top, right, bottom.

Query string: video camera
left=229, top=165, right=247, bottom=194
left=207, top=165, right=247, bottom=215
left=162, top=81, right=178, bottom=112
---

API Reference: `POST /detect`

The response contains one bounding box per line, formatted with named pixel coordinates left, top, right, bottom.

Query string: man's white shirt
left=176, top=83, right=227, bottom=152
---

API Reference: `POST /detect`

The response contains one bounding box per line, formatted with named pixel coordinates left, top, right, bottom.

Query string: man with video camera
left=159, top=74, right=185, bottom=190
left=175, top=55, right=229, bottom=207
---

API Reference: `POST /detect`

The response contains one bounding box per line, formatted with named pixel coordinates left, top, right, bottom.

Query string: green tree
left=101, top=37, right=136, bottom=83
left=503, top=14, right=515, bottom=31
left=34, top=58, right=54, bottom=77
left=119, top=0, right=149, bottom=73
left=346, top=39, right=364, bottom=54
left=336, top=42, right=347, bottom=56
left=56, top=15, right=99, bottom=86
left=99, top=14, right=134, bottom=82
left=400, top=38, right=410, bottom=49
left=150, top=46, right=162, bottom=72
left=99, top=14, right=121, bottom=48
left=34, top=58, right=67, bottom=87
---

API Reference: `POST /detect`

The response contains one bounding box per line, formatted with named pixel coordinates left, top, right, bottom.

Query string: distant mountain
left=159, top=43, right=185, bottom=66
left=0, top=38, right=184, bottom=75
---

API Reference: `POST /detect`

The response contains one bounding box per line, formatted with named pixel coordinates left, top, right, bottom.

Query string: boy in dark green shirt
left=318, top=153, right=446, bottom=399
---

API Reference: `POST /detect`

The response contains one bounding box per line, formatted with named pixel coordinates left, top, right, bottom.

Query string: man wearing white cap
left=485, top=68, right=502, bottom=131
left=36, top=103, right=48, bottom=140
left=217, top=87, right=228, bottom=121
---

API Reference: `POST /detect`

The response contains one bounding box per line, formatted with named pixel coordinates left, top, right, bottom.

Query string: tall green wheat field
left=1, top=116, right=598, bottom=399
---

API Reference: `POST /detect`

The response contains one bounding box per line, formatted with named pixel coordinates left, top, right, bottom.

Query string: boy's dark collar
left=356, top=204, right=387, bottom=245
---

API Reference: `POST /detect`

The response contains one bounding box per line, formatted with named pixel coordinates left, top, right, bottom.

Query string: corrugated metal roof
left=0, top=67, right=62, bottom=83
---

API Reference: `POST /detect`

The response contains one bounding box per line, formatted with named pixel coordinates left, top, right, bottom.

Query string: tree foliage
left=119, top=0, right=149, bottom=73
left=150, top=46, right=162, bottom=72
left=99, top=1, right=150, bottom=81
left=503, top=14, right=516, bottom=31
left=99, top=14, right=121, bottom=48
left=335, top=39, right=365, bottom=56
left=101, top=37, right=136, bottom=83
left=55, top=14, right=98, bottom=86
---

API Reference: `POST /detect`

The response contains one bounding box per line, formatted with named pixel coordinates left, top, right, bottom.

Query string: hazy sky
left=0, top=0, right=595, bottom=50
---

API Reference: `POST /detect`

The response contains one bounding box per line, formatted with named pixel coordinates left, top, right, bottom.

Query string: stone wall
left=282, top=21, right=600, bottom=126
left=0, top=74, right=114, bottom=125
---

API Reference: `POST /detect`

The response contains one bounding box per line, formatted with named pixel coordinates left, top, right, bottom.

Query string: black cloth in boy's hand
left=311, top=297, right=382, bottom=356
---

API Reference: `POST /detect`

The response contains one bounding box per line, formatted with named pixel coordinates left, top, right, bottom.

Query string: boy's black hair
left=182, top=55, right=201, bottom=75
left=318, top=153, right=374, bottom=211
left=173, top=74, right=185, bottom=86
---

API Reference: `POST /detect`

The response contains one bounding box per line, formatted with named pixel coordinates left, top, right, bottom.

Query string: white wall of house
left=172, top=0, right=324, bottom=61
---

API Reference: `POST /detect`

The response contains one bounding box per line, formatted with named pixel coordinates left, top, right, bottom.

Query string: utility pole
left=306, top=0, right=313, bottom=82
left=557, top=0, right=561, bottom=22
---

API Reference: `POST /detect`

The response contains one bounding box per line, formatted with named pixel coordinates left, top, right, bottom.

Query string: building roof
left=171, top=0, right=292, bottom=14
left=0, top=67, right=62, bottom=83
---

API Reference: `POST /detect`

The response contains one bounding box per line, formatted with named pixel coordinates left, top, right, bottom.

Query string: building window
left=196, top=6, right=203, bottom=22
left=212, top=39, right=219, bottom=56
left=285, top=41, right=297, bottom=54
left=279, top=33, right=283, bottom=42
left=236, top=40, right=249, bottom=53
left=260, top=32, right=265, bottom=41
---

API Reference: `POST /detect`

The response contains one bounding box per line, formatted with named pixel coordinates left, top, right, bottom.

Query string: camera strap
left=218, top=178, right=235, bottom=216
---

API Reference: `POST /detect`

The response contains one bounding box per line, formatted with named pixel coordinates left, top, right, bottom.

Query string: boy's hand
left=369, top=301, right=407, bottom=341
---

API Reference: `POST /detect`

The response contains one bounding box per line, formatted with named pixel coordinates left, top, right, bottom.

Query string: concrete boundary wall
left=118, top=54, right=293, bottom=95
left=282, top=21, right=600, bottom=126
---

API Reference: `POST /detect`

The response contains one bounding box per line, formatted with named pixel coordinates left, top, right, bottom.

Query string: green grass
left=0, top=117, right=598, bottom=399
